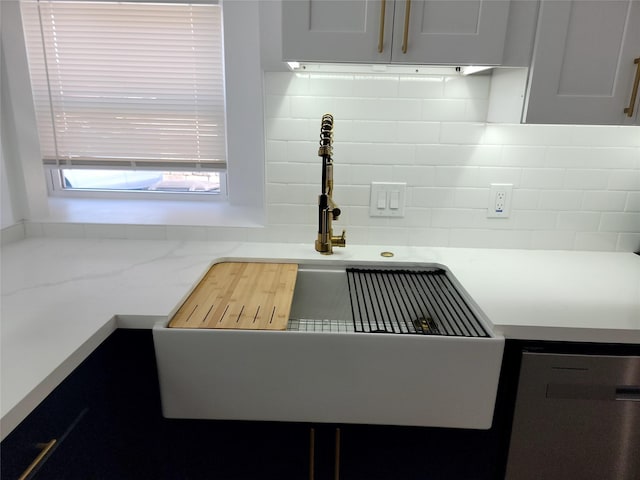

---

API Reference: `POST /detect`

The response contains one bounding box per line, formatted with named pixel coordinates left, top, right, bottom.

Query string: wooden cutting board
left=168, top=262, right=298, bottom=330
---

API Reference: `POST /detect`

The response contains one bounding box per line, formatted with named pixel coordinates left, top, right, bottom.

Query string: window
left=20, top=0, right=226, bottom=196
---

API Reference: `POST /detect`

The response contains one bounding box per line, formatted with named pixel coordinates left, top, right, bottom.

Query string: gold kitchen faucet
left=315, top=114, right=346, bottom=255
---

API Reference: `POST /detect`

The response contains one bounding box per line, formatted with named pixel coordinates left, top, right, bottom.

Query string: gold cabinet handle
left=402, top=0, right=412, bottom=54
left=624, top=57, right=640, bottom=117
left=309, top=428, right=315, bottom=480
left=334, top=427, right=341, bottom=480
left=18, top=439, right=57, bottom=480
left=378, top=0, right=386, bottom=53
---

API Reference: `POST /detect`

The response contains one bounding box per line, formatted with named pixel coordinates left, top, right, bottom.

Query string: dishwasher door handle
left=616, top=386, right=640, bottom=401
left=546, top=383, right=640, bottom=401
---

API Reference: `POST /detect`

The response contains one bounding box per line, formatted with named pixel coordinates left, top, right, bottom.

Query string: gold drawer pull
left=309, top=428, right=315, bottom=480
left=624, top=57, right=640, bottom=117
left=402, top=0, right=412, bottom=54
left=378, top=0, right=386, bottom=53
left=18, top=439, right=57, bottom=480
left=334, top=427, right=341, bottom=480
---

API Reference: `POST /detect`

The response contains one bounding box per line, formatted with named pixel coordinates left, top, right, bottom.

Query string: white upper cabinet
left=390, top=0, right=510, bottom=65
left=282, top=0, right=394, bottom=63
left=282, top=0, right=511, bottom=65
left=524, top=0, right=640, bottom=125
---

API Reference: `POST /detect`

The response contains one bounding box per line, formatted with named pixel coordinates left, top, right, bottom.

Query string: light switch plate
left=370, top=182, right=406, bottom=217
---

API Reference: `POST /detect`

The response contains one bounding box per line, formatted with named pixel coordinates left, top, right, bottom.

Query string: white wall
left=264, top=72, right=640, bottom=252
left=3, top=1, right=639, bottom=252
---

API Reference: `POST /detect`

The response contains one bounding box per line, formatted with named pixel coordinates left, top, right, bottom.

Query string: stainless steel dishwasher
left=505, top=352, right=640, bottom=480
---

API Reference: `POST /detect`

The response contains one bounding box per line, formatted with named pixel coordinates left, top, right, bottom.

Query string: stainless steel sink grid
left=348, top=268, right=488, bottom=337
left=287, top=266, right=488, bottom=337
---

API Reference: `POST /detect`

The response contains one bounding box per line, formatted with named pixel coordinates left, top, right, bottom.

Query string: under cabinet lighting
left=460, top=65, right=494, bottom=76
left=286, top=62, right=461, bottom=76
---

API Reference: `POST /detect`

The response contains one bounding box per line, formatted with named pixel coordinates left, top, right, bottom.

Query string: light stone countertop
left=2, top=237, right=639, bottom=439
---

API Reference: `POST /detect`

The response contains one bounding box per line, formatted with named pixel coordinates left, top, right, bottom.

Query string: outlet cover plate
left=487, top=183, right=513, bottom=218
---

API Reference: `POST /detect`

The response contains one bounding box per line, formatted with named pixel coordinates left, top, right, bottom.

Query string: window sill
left=31, top=197, right=264, bottom=228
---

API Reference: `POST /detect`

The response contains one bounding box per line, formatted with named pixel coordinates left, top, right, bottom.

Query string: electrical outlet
left=487, top=184, right=513, bottom=218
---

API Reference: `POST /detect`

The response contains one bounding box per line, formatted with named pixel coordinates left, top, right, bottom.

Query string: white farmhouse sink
left=153, top=263, right=504, bottom=429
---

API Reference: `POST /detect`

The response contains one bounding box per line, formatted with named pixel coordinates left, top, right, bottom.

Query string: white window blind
left=20, top=0, right=226, bottom=171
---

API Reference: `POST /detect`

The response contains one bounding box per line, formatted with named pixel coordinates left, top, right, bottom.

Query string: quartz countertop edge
left=2, top=238, right=639, bottom=440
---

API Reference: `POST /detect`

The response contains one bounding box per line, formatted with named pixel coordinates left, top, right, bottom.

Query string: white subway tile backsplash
left=521, top=168, right=565, bottom=189
left=431, top=208, right=478, bottom=228
left=574, top=232, right=619, bottom=251
left=264, top=72, right=311, bottom=95
left=286, top=141, right=318, bottom=163
left=511, top=189, right=540, bottom=210
left=267, top=184, right=317, bottom=205
left=353, top=74, right=399, bottom=98
left=346, top=120, right=399, bottom=143
left=290, top=96, right=337, bottom=119
left=266, top=140, right=287, bottom=163
left=570, top=125, right=640, bottom=147
left=453, top=188, right=490, bottom=208
left=398, top=76, right=444, bottom=99
left=264, top=95, right=290, bottom=118
left=539, top=190, right=583, bottom=211
left=421, top=99, right=467, bottom=121
left=260, top=71, right=640, bottom=252
left=564, top=169, right=610, bottom=190
left=337, top=98, right=422, bottom=121
left=626, top=192, right=640, bottom=212
left=267, top=163, right=317, bottom=184
left=309, top=73, right=355, bottom=97
left=439, top=123, right=486, bottom=144
left=449, top=228, right=532, bottom=249
left=344, top=165, right=393, bottom=185
left=366, top=226, right=410, bottom=246
left=411, top=187, right=456, bottom=208
left=403, top=207, right=432, bottom=227
left=599, top=213, right=640, bottom=233
left=267, top=204, right=316, bottom=225
left=531, top=230, right=576, bottom=250
left=435, top=166, right=520, bottom=187
left=582, top=191, right=628, bottom=212
left=464, top=99, right=490, bottom=122
left=339, top=185, right=371, bottom=207
left=609, top=170, right=640, bottom=191
left=556, top=212, right=601, bottom=231
left=545, top=146, right=639, bottom=169
left=396, top=121, right=440, bottom=144
left=514, top=211, right=558, bottom=230
left=391, top=166, right=436, bottom=186
left=407, top=227, right=450, bottom=246
left=617, top=233, right=640, bottom=252
left=266, top=118, right=312, bottom=141
left=443, top=76, right=491, bottom=99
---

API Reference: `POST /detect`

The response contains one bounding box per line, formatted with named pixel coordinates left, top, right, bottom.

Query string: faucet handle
left=331, top=230, right=346, bottom=248
left=332, top=207, right=341, bottom=220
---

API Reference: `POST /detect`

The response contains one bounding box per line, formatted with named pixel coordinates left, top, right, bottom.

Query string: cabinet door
left=525, top=0, right=640, bottom=125
left=391, top=0, right=511, bottom=65
left=339, top=424, right=502, bottom=480
left=282, top=0, right=394, bottom=63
